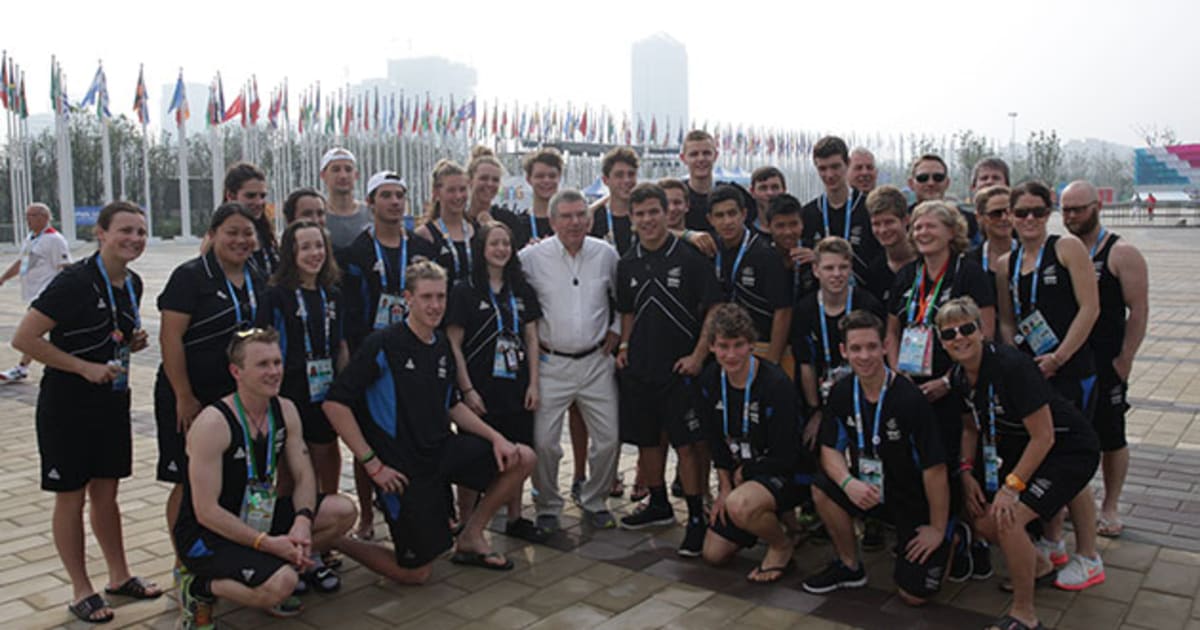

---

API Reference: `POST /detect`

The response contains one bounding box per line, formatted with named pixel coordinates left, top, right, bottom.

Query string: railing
left=1101, top=202, right=1200, bottom=227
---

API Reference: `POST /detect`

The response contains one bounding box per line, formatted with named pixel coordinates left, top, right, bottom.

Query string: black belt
left=540, top=343, right=601, bottom=359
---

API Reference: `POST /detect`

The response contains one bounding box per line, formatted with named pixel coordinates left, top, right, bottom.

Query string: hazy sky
left=7, top=0, right=1197, bottom=147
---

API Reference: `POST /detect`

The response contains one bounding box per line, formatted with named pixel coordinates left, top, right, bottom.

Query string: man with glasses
left=908, top=154, right=980, bottom=246
left=1060, top=180, right=1148, bottom=539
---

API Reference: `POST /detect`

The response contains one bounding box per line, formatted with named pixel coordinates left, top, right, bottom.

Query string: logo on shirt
left=441, top=246, right=452, bottom=255
left=373, top=260, right=384, bottom=274
left=233, top=446, right=246, bottom=460
left=741, top=266, right=756, bottom=288
left=748, top=401, right=760, bottom=424
left=667, top=266, right=681, bottom=288
left=1029, top=476, right=1052, bottom=498
left=1043, top=265, right=1058, bottom=286
left=479, top=300, right=490, bottom=310
left=47, top=468, right=61, bottom=480
left=404, top=358, right=416, bottom=370
left=684, top=408, right=700, bottom=432
left=885, top=417, right=901, bottom=442
left=851, top=225, right=863, bottom=246
left=629, top=277, right=639, bottom=288
left=167, top=460, right=179, bottom=473
left=96, top=298, right=107, bottom=309
left=1093, top=260, right=1104, bottom=279
left=714, top=400, right=725, bottom=412
left=437, top=355, right=448, bottom=379
left=241, top=568, right=256, bottom=582
left=216, top=290, right=229, bottom=300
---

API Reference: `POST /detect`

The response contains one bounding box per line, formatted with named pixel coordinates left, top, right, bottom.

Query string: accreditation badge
left=240, top=480, right=278, bottom=534
left=1015, top=310, right=1059, bottom=356
left=375, top=293, right=407, bottom=329
left=306, top=358, right=334, bottom=402
left=983, top=444, right=1003, bottom=493
left=898, top=325, right=934, bottom=376
left=859, top=456, right=885, bottom=503
left=492, top=334, right=521, bottom=380
left=111, top=345, right=131, bottom=392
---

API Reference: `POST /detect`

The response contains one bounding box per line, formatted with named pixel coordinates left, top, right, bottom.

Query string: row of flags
left=1, top=51, right=28, bottom=118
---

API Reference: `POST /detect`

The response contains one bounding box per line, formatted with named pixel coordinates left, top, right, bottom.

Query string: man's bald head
left=1060, top=180, right=1097, bottom=205
left=1060, top=180, right=1102, bottom=237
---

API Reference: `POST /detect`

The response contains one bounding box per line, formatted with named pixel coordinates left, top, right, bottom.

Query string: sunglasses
left=1060, top=202, right=1097, bottom=215
left=984, top=209, right=1009, bottom=220
left=939, top=321, right=979, bottom=341
left=914, top=172, right=947, bottom=184
left=1011, top=206, right=1050, bottom=219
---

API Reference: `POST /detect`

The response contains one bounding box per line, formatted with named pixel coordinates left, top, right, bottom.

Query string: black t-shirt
left=862, top=255, right=901, bottom=307
left=251, top=220, right=280, bottom=277
left=790, top=288, right=886, bottom=375
left=821, top=372, right=945, bottom=521
left=337, top=229, right=435, bottom=351
left=157, top=251, right=266, bottom=402
left=617, top=235, right=722, bottom=383
left=697, top=359, right=799, bottom=479
left=682, top=180, right=757, bottom=232
left=888, top=254, right=995, bottom=379
left=800, top=191, right=882, bottom=287
left=260, top=284, right=344, bottom=406
left=326, top=323, right=461, bottom=476
left=493, top=206, right=552, bottom=251
left=445, top=278, right=542, bottom=414
left=33, top=255, right=144, bottom=386
left=715, top=231, right=791, bottom=343
left=1008, top=235, right=1095, bottom=379
left=424, top=221, right=474, bottom=284
left=590, top=205, right=637, bottom=256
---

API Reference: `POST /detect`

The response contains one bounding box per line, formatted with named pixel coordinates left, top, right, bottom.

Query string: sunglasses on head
left=914, top=172, right=947, bottom=184
left=1011, top=206, right=1050, bottom=219
left=939, top=321, right=979, bottom=341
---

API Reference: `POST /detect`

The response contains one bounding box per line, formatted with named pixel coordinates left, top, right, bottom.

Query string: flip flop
left=1097, top=516, right=1124, bottom=538
left=985, top=613, right=1046, bottom=630
left=999, top=569, right=1057, bottom=593
left=68, top=593, right=113, bottom=624
left=746, top=560, right=794, bottom=585
left=450, top=550, right=514, bottom=571
left=104, top=576, right=163, bottom=600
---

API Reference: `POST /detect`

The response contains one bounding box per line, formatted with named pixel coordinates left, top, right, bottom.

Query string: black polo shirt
left=326, top=323, right=461, bottom=477
left=261, top=284, right=345, bottom=405
left=445, top=279, right=542, bottom=414
left=715, top=230, right=790, bottom=343
left=790, top=288, right=886, bottom=375
left=683, top=180, right=757, bottom=232
left=590, top=204, right=636, bottom=256
left=697, top=359, right=799, bottom=479
left=617, top=235, right=721, bottom=384
left=862, top=255, right=902, bottom=307
left=800, top=191, right=882, bottom=287
left=337, top=229, right=435, bottom=351
left=493, top=206, right=552, bottom=251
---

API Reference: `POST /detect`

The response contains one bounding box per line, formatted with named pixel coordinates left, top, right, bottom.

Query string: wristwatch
left=1004, top=473, right=1026, bottom=493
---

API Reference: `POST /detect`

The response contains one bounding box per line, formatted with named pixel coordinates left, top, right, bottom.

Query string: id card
left=729, top=440, right=751, bottom=461
left=110, top=346, right=131, bottom=392
left=820, top=365, right=853, bottom=401
left=983, top=444, right=1002, bottom=493
left=898, top=325, right=934, bottom=376
left=492, top=334, right=521, bottom=380
left=859, top=456, right=884, bottom=503
left=306, top=358, right=334, bottom=402
left=240, top=480, right=278, bottom=533
left=1016, top=310, right=1059, bottom=356
left=374, top=293, right=407, bottom=329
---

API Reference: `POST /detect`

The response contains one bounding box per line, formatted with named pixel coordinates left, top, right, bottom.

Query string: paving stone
left=396, top=609, right=468, bottom=630
left=593, top=596, right=687, bottom=630
left=516, top=575, right=604, bottom=617
left=583, top=571, right=669, bottom=612
left=1128, top=590, right=1192, bottom=630
left=1143, top=559, right=1200, bottom=596
left=1102, top=540, right=1162, bottom=571
left=660, top=593, right=755, bottom=630
left=735, top=604, right=809, bottom=628
left=1086, top=566, right=1146, bottom=603
left=523, top=602, right=611, bottom=630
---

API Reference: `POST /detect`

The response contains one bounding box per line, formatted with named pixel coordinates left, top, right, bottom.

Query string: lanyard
left=487, top=284, right=520, bottom=335
left=721, top=356, right=757, bottom=439
left=373, top=233, right=408, bottom=292
left=233, top=392, right=276, bottom=481
left=1011, top=239, right=1047, bottom=320
left=606, top=207, right=615, bottom=244
left=528, top=212, right=539, bottom=240
left=853, top=368, right=890, bottom=458
left=94, top=253, right=139, bottom=339
left=818, top=287, right=853, bottom=369
left=294, top=287, right=331, bottom=359
left=715, top=228, right=751, bottom=291
left=1089, top=227, right=1108, bottom=259
left=971, top=383, right=997, bottom=447
left=821, top=190, right=854, bottom=241
left=224, top=267, right=257, bottom=326
left=982, top=238, right=1016, bottom=272
left=437, top=218, right=473, bottom=276
left=906, top=258, right=950, bottom=325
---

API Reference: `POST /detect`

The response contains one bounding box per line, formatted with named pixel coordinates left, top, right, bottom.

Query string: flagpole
left=178, top=118, right=192, bottom=239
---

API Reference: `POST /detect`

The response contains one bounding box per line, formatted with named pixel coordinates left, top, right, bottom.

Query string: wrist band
left=618, top=342, right=629, bottom=351
left=295, top=507, right=315, bottom=522
left=463, top=387, right=475, bottom=395
left=358, top=449, right=376, bottom=465
left=253, top=532, right=267, bottom=550
left=682, top=229, right=692, bottom=240
left=839, top=475, right=853, bottom=490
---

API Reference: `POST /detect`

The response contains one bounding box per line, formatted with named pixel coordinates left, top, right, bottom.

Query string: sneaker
left=801, top=559, right=867, bottom=594
left=1054, top=554, right=1106, bottom=591
left=535, top=514, right=561, bottom=534
left=0, top=365, right=28, bottom=383
left=620, top=502, right=675, bottom=530
left=948, top=522, right=973, bottom=583
left=971, top=541, right=994, bottom=580
left=302, top=565, right=340, bottom=593
left=505, top=517, right=551, bottom=543
left=670, top=477, right=684, bottom=498
left=585, top=509, right=617, bottom=529
left=178, top=571, right=215, bottom=630
left=570, top=479, right=583, bottom=506
left=861, top=517, right=885, bottom=552
left=268, top=594, right=303, bottom=618
left=1035, top=536, right=1069, bottom=568
left=677, top=517, right=706, bottom=557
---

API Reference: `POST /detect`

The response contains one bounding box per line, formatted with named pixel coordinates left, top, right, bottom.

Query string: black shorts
left=709, top=474, right=802, bottom=548
left=485, top=409, right=534, bottom=447
left=1009, top=448, right=1099, bottom=522
left=618, top=373, right=703, bottom=448
left=1049, top=372, right=1099, bottom=423
left=179, top=495, right=321, bottom=587
left=36, top=372, right=132, bottom=492
left=813, top=471, right=888, bottom=522
left=376, top=433, right=499, bottom=569
left=1092, top=360, right=1129, bottom=452
left=295, top=399, right=338, bottom=445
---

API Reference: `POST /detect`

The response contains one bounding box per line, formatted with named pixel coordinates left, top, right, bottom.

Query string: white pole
left=142, top=122, right=153, bottom=238
left=211, top=127, right=224, bottom=210
left=6, top=109, right=19, bottom=245
left=178, top=117, right=192, bottom=239
left=56, top=106, right=77, bottom=242
left=100, top=117, right=114, bottom=203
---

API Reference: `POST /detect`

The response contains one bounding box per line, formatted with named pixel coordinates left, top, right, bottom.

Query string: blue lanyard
left=721, top=356, right=757, bottom=439
left=94, top=253, right=139, bottom=339
left=982, top=238, right=1016, bottom=272
left=224, top=267, right=257, bottom=326
left=716, top=228, right=751, bottom=290
left=437, top=218, right=473, bottom=276
left=233, top=393, right=275, bottom=481
left=1011, top=239, right=1047, bottom=320
left=1089, top=227, right=1107, bottom=259
left=821, top=190, right=854, bottom=241
left=373, top=233, right=408, bottom=292
left=606, top=208, right=615, bottom=244
left=973, top=383, right=997, bottom=447
left=528, top=212, right=539, bottom=240
left=818, top=287, right=853, bottom=369
left=294, top=287, right=331, bottom=359
left=487, top=284, right=520, bottom=335
left=853, top=368, right=890, bottom=458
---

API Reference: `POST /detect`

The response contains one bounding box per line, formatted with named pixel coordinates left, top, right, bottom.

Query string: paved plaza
left=0, top=225, right=1198, bottom=629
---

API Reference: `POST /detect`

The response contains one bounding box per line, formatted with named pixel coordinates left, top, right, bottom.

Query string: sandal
left=105, top=576, right=163, bottom=600
left=268, top=594, right=303, bottom=618
left=609, top=478, right=625, bottom=498
left=985, top=613, right=1045, bottom=629
left=1097, top=515, right=1124, bottom=538
left=450, top=550, right=514, bottom=571
left=999, top=569, right=1057, bottom=593
left=68, top=593, right=114, bottom=624
left=746, top=560, right=794, bottom=585
left=305, top=566, right=340, bottom=593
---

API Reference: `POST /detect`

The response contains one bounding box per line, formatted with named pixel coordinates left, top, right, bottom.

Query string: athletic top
left=801, top=191, right=882, bottom=287
left=424, top=221, right=473, bottom=284
left=616, top=235, right=722, bottom=384
left=18, top=226, right=71, bottom=304
left=862, top=254, right=899, bottom=307
left=261, top=284, right=344, bottom=406
left=822, top=372, right=945, bottom=512
left=790, top=288, right=886, bottom=375
left=888, top=254, right=995, bottom=379
left=250, top=221, right=279, bottom=277
left=32, top=254, right=142, bottom=387
left=337, top=228, right=435, bottom=351
left=698, top=359, right=799, bottom=478
left=157, top=251, right=266, bottom=403
left=174, top=397, right=287, bottom=547
left=326, top=202, right=372, bottom=250
left=326, top=323, right=461, bottom=476
left=589, top=204, right=636, bottom=256
left=683, top=180, right=757, bottom=232
left=715, top=230, right=791, bottom=343
left=492, top=206, right=552, bottom=251
left=1089, top=233, right=1125, bottom=360
left=445, top=278, right=542, bottom=414
left=1007, top=235, right=1095, bottom=379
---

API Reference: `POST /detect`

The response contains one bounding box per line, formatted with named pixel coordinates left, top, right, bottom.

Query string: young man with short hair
left=324, top=261, right=536, bottom=583
left=801, top=311, right=952, bottom=606
left=765, top=193, right=814, bottom=305
left=319, top=148, right=371, bottom=249
left=801, top=136, right=882, bottom=288
left=749, top=166, right=787, bottom=238
left=659, top=178, right=690, bottom=231
left=970, top=157, right=1010, bottom=196
left=503, top=148, right=563, bottom=250
left=591, top=146, right=640, bottom=255
left=863, top=185, right=917, bottom=306
left=680, top=130, right=756, bottom=231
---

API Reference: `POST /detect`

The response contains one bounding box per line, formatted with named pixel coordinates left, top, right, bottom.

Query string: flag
left=579, top=109, right=589, bottom=140
left=17, top=70, right=27, bottom=119
left=222, top=89, right=246, bottom=125
left=249, top=76, right=260, bottom=124
left=267, top=87, right=281, bottom=129
left=78, top=63, right=111, bottom=119
left=492, top=101, right=499, bottom=137
left=650, top=116, right=657, bottom=144
left=133, top=64, right=150, bottom=125
left=0, top=52, right=7, bottom=110
left=50, top=58, right=71, bottom=118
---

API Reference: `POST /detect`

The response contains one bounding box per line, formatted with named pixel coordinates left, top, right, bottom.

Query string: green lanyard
left=233, top=393, right=276, bottom=481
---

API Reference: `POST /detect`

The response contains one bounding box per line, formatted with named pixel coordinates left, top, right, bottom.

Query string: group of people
left=14, top=129, right=1148, bottom=630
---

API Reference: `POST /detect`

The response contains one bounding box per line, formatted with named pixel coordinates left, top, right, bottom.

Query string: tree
left=1134, top=124, right=1177, bottom=147
left=1025, top=130, right=1063, bottom=186
left=954, top=129, right=992, bottom=193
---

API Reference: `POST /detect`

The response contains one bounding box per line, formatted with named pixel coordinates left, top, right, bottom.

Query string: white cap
left=320, top=147, right=357, bottom=172
left=366, top=171, right=407, bottom=198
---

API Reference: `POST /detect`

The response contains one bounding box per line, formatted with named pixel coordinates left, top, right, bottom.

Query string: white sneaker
left=1035, top=536, right=1068, bottom=567
left=0, top=365, right=28, bottom=383
left=1054, top=554, right=1105, bottom=591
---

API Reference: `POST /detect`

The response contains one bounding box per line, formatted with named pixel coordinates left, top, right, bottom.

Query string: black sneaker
left=971, top=541, right=993, bottom=580
left=801, top=560, right=867, bottom=594
left=948, top=522, right=974, bottom=583
left=506, top=517, right=551, bottom=544
left=862, top=517, right=885, bottom=552
left=677, top=517, right=706, bottom=557
left=670, top=476, right=684, bottom=498
left=620, top=502, right=675, bottom=530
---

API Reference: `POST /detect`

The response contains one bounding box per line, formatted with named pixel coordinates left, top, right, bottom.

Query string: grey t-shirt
left=326, top=202, right=372, bottom=249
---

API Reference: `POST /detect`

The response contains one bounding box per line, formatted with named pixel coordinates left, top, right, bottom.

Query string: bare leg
left=1099, top=448, right=1129, bottom=528
left=353, top=461, right=375, bottom=538
left=310, top=495, right=356, bottom=550
left=992, top=503, right=1043, bottom=628
left=166, top=483, right=183, bottom=562
left=210, top=566, right=297, bottom=609
left=1068, top=486, right=1100, bottom=558
left=639, top=445, right=667, bottom=490
left=54, top=489, right=98, bottom=603
left=333, top=537, right=432, bottom=584
left=456, top=445, right=537, bottom=559
left=457, top=487, right=479, bottom=526
left=701, top=529, right=742, bottom=566
left=309, top=441, right=342, bottom=495
left=88, top=479, right=136, bottom=589
left=813, top=485, right=858, bottom=568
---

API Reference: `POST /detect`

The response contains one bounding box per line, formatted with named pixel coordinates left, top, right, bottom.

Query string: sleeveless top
left=1009, top=235, right=1095, bottom=379
left=1090, top=233, right=1125, bottom=360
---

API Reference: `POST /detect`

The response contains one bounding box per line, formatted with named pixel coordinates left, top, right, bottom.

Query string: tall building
left=631, top=33, right=688, bottom=140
